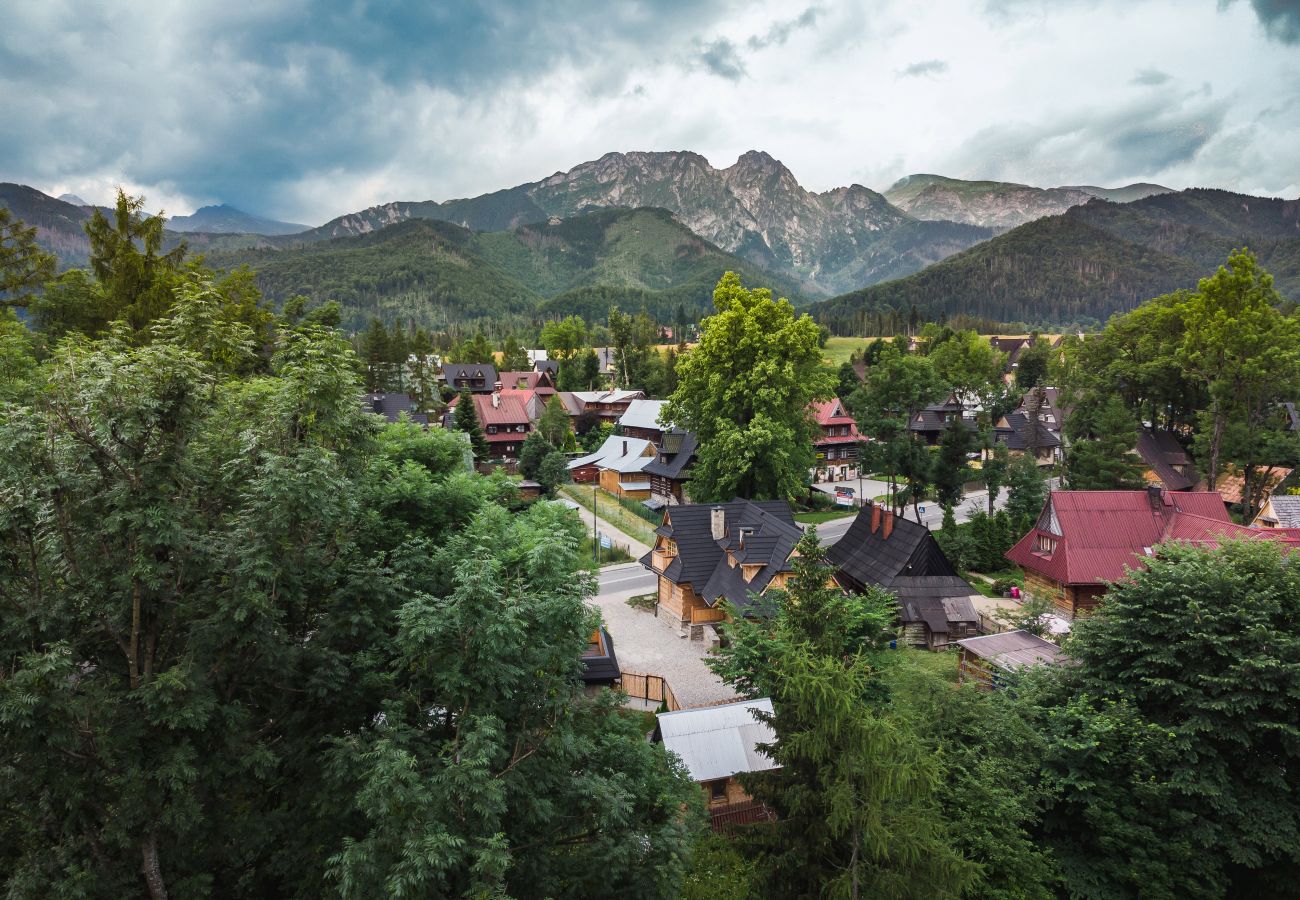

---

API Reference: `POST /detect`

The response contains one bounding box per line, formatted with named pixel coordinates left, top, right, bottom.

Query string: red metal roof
left=449, top=392, right=532, bottom=428
left=1006, top=489, right=1296, bottom=585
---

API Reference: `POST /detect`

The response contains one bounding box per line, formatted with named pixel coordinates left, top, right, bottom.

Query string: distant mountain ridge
left=167, top=204, right=309, bottom=236
left=295, top=150, right=995, bottom=295
left=812, top=188, right=1300, bottom=331
left=884, top=174, right=1173, bottom=229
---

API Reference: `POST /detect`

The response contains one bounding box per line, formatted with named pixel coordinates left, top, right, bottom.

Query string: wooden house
left=640, top=500, right=802, bottom=639
left=810, top=398, right=862, bottom=480
left=1253, top=494, right=1300, bottom=528
left=566, top=435, right=657, bottom=498
left=655, top=698, right=778, bottom=826
left=826, top=503, right=980, bottom=649
left=617, top=399, right=671, bottom=445
left=557, top=389, right=646, bottom=425
left=1004, top=487, right=1300, bottom=618
left=498, top=369, right=557, bottom=400
left=955, top=630, right=1063, bottom=689
left=1135, top=428, right=1199, bottom=491
left=444, top=390, right=534, bottom=460
left=643, top=430, right=697, bottom=508
left=442, top=363, right=498, bottom=393
left=361, top=392, right=429, bottom=426
left=909, top=394, right=979, bottom=446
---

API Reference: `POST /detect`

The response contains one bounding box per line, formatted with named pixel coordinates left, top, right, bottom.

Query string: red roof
left=448, top=392, right=532, bottom=439
left=1006, top=490, right=1298, bottom=585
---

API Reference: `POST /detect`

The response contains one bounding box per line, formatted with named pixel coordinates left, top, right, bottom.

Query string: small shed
left=655, top=698, right=778, bottom=808
left=955, top=630, right=1063, bottom=689
left=579, top=627, right=620, bottom=688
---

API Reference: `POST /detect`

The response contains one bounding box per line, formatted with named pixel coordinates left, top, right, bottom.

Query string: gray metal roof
left=955, top=630, right=1064, bottom=671
left=657, top=698, right=779, bottom=783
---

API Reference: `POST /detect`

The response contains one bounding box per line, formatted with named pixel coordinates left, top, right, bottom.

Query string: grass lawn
left=579, top=537, right=634, bottom=568
left=559, top=484, right=658, bottom=548
left=794, top=509, right=858, bottom=525
left=890, top=646, right=961, bottom=685
left=822, top=336, right=867, bottom=367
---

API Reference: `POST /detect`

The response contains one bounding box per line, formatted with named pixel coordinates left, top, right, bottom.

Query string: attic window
left=1035, top=534, right=1057, bottom=555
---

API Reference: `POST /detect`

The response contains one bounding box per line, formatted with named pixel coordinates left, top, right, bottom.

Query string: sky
left=2, top=0, right=1297, bottom=225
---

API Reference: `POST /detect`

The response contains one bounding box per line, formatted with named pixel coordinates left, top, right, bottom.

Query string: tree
left=608, top=307, right=660, bottom=391
left=534, top=450, right=570, bottom=496
left=991, top=592, right=1058, bottom=637
left=934, top=415, right=973, bottom=508
left=558, top=346, right=602, bottom=391
left=835, top=360, right=859, bottom=400
left=454, top=330, right=495, bottom=364
left=663, top=273, right=834, bottom=502
left=536, top=394, right=573, bottom=447
left=1064, top=396, right=1146, bottom=490
left=0, top=278, right=702, bottom=897
left=1014, top=334, right=1051, bottom=391
left=709, top=533, right=975, bottom=898
left=517, top=430, right=554, bottom=480
left=928, top=328, right=1004, bottom=405
left=981, top=440, right=1010, bottom=516
left=499, top=333, right=530, bottom=371
left=1004, top=452, right=1046, bottom=528
left=540, top=315, right=587, bottom=362
left=1027, top=541, right=1300, bottom=897
left=84, top=189, right=188, bottom=333
left=453, top=389, right=490, bottom=461
left=0, top=207, right=56, bottom=308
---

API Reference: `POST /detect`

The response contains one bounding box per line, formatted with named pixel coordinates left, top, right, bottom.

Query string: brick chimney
left=882, top=509, right=894, bottom=539
left=870, top=502, right=881, bottom=534
left=1146, top=484, right=1162, bottom=510
left=622, top=440, right=628, bottom=456
left=711, top=506, right=726, bottom=541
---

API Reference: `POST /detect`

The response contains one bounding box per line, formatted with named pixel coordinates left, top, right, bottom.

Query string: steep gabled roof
left=361, top=392, right=429, bottom=425
left=1257, top=494, right=1300, bottom=528
left=643, top=430, right=697, bottom=480
left=567, top=435, right=656, bottom=473
left=996, top=411, right=1062, bottom=451
left=1004, top=489, right=1286, bottom=585
left=1135, top=428, right=1199, bottom=491
left=656, top=698, right=778, bottom=782
left=443, top=363, right=499, bottom=386
left=617, top=399, right=670, bottom=432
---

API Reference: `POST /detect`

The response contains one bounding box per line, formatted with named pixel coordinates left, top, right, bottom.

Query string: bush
left=991, top=578, right=1016, bottom=595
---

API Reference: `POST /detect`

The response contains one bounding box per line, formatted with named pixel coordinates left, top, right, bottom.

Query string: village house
left=442, top=363, right=498, bottom=393
left=557, top=389, right=646, bottom=425
left=566, top=435, right=657, bottom=499
left=811, top=398, right=862, bottom=480
left=654, top=698, right=778, bottom=830
left=1210, top=465, right=1292, bottom=515
left=617, top=398, right=670, bottom=445
left=826, top=503, right=980, bottom=649
left=640, top=500, right=802, bottom=640
left=444, top=389, right=534, bottom=460
left=497, top=369, right=557, bottom=400
left=643, top=429, right=697, bottom=509
left=992, top=410, right=1061, bottom=466
left=1006, top=487, right=1300, bottom=618
left=909, top=394, right=979, bottom=446
left=989, top=335, right=1032, bottom=384
left=1135, top=427, right=1199, bottom=491
left=955, top=630, right=1063, bottom=689
left=1252, top=494, right=1300, bottom=528
left=361, top=392, right=429, bottom=426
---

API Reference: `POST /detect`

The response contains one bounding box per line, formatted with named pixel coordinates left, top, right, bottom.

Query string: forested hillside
left=207, top=206, right=806, bottom=330
left=813, top=188, right=1300, bottom=331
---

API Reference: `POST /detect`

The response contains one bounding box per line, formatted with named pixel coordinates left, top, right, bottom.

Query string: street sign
left=599, top=533, right=612, bottom=549
left=919, top=505, right=927, bottom=516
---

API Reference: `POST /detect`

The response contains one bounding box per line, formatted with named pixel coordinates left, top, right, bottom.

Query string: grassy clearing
left=890, top=646, right=961, bottom=685
left=822, top=336, right=868, bottom=367
left=560, top=484, right=658, bottom=548
left=794, top=509, right=858, bottom=525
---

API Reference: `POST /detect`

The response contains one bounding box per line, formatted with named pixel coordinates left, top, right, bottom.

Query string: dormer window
left=1035, top=534, right=1057, bottom=554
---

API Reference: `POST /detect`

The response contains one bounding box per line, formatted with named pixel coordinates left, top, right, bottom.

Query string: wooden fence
left=690, top=606, right=728, bottom=625
left=709, top=800, right=776, bottom=834
left=620, top=670, right=680, bottom=711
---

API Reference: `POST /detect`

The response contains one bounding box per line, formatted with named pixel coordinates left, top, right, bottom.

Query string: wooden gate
left=620, top=670, right=680, bottom=711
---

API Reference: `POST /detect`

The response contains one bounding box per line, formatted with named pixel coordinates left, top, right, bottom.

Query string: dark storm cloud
left=0, top=0, right=732, bottom=220
left=946, top=87, right=1229, bottom=185
left=1243, top=0, right=1300, bottom=42
left=746, top=7, right=823, bottom=49
left=695, top=38, right=748, bottom=80
left=1131, top=68, right=1173, bottom=85
left=898, top=59, right=950, bottom=78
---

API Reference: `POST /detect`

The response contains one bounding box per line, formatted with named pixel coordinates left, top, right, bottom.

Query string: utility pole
left=593, top=481, right=599, bottom=565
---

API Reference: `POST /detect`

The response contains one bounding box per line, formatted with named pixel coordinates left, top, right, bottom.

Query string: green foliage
left=679, top=833, right=760, bottom=900
left=1004, top=452, right=1046, bottom=528
left=540, top=315, right=588, bottom=361
left=452, top=330, right=495, bottom=364
left=927, top=328, right=1005, bottom=401
left=536, top=394, right=573, bottom=447
left=934, top=415, right=974, bottom=507
left=991, top=592, right=1058, bottom=637
left=936, top=509, right=1019, bottom=573
left=980, top=441, right=1010, bottom=515
left=453, top=389, right=490, bottom=461
left=558, top=345, right=603, bottom=391
left=580, top=420, right=615, bottom=453
left=835, top=359, right=859, bottom=400
left=499, top=332, right=530, bottom=371
left=84, top=189, right=189, bottom=332
left=0, top=206, right=56, bottom=307
left=1064, top=396, right=1146, bottom=489
left=1013, top=334, right=1050, bottom=390
left=534, top=449, right=570, bottom=496
left=665, top=272, right=834, bottom=502
left=608, top=306, right=663, bottom=393
left=517, top=430, right=553, bottom=480
left=709, top=533, right=976, bottom=898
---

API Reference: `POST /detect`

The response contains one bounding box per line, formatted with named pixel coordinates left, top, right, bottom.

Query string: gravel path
left=589, top=581, right=736, bottom=709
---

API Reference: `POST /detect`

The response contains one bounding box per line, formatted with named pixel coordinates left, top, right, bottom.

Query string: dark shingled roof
left=643, top=430, right=698, bottom=480
left=443, top=363, right=499, bottom=391
left=580, top=626, right=620, bottom=685
left=825, top=507, right=977, bottom=633
left=361, top=392, right=429, bottom=425
left=1135, top=428, right=1199, bottom=491
left=638, top=499, right=800, bottom=613
left=996, top=411, right=1061, bottom=451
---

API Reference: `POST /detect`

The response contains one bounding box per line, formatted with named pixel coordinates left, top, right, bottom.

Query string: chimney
left=493, top=380, right=503, bottom=392
left=622, top=440, right=628, bottom=456
left=1146, top=484, right=1162, bottom=510
left=871, top=502, right=881, bottom=534
left=882, top=510, right=894, bottom=539
left=711, top=506, right=726, bottom=541
left=492, top=391, right=501, bottom=409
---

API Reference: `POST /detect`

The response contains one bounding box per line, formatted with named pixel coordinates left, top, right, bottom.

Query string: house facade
left=1135, top=428, right=1199, bottom=491
left=640, top=500, right=802, bottom=639
left=442, top=363, right=499, bottom=393
left=644, top=430, right=697, bottom=508
left=810, top=398, right=862, bottom=480
left=445, top=390, right=534, bottom=460
left=618, top=398, right=670, bottom=445
left=909, top=395, right=978, bottom=446
left=361, top=392, right=429, bottom=426
left=497, top=369, right=557, bottom=400
left=826, top=503, right=980, bottom=649
left=557, top=389, right=646, bottom=425
left=566, top=435, right=657, bottom=499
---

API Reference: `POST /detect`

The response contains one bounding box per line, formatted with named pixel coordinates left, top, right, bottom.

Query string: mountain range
left=166, top=204, right=308, bottom=236
left=811, top=188, right=1300, bottom=331
left=4, top=153, right=1296, bottom=331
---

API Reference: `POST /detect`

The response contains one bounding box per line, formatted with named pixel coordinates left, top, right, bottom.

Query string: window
left=516, top=424, right=526, bottom=432
left=1035, top=534, right=1057, bottom=554
left=709, top=779, right=727, bottom=801
left=487, top=425, right=497, bottom=434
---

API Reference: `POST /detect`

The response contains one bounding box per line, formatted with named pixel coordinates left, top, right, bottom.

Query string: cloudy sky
left=2, top=0, right=1297, bottom=224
